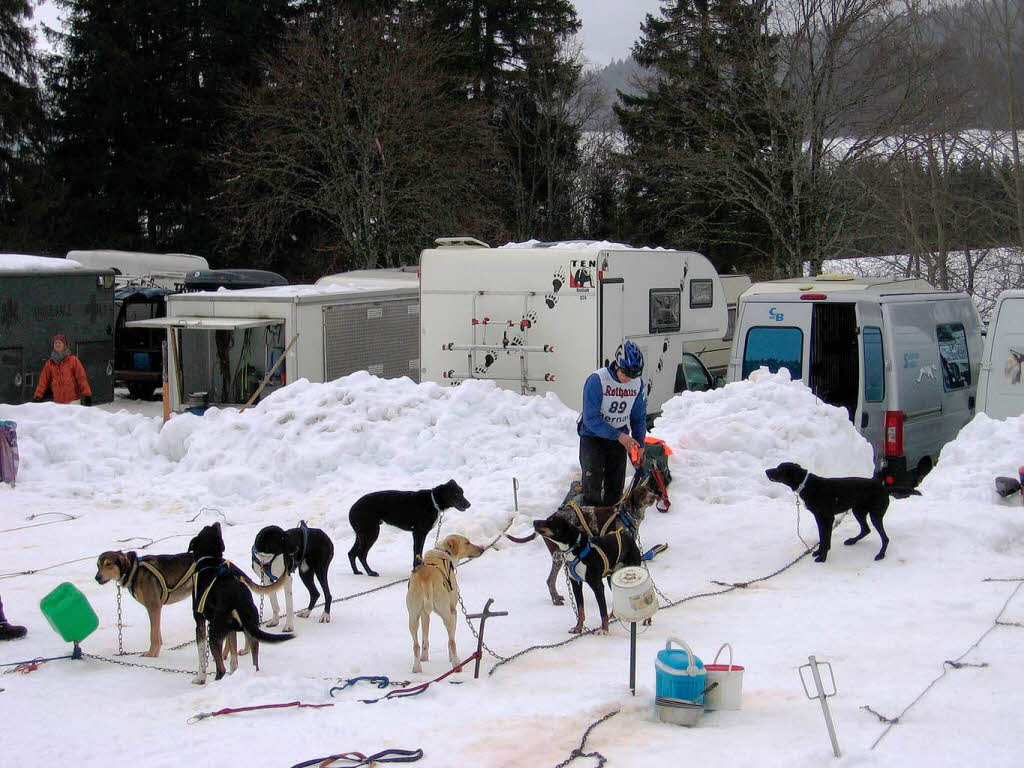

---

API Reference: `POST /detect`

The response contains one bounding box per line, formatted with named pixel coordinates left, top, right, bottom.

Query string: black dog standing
left=252, top=522, right=335, bottom=628
left=766, top=461, right=919, bottom=563
left=348, top=479, right=471, bottom=576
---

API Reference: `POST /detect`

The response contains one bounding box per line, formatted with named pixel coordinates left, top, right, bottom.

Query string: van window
left=936, top=323, right=970, bottom=390
left=742, top=326, right=803, bottom=380
left=649, top=289, right=681, bottom=333
left=863, top=326, right=884, bottom=402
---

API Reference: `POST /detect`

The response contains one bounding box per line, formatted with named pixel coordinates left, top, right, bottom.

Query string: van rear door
left=734, top=298, right=811, bottom=383
left=981, top=294, right=1024, bottom=419
left=856, top=302, right=886, bottom=461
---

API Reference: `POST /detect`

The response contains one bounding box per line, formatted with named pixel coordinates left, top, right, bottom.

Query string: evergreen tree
left=45, top=0, right=292, bottom=254
left=614, top=0, right=780, bottom=265
left=0, top=0, right=44, bottom=246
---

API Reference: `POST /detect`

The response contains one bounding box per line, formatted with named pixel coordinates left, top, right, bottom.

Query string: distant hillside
left=585, top=57, right=644, bottom=130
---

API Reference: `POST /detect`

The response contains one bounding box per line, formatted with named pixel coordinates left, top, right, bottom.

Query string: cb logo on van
left=768, top=306, right=784, bottom=321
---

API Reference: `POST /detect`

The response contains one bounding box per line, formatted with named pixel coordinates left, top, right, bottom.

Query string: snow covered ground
left=1, top=371, right=1022, bottom=767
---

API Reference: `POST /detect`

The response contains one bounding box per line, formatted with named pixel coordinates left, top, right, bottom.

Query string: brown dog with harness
left=95, top=550, right=197, bottom=657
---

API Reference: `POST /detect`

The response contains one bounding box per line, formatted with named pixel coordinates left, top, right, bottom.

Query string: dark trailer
left=0, top=255, right=116, bottom=404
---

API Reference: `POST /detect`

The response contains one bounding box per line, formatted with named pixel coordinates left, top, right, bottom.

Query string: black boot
left=0, top=595, right=27, bottom=640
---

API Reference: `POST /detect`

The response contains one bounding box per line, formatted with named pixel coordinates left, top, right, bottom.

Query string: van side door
left=856, top=302, right=886, bottom=464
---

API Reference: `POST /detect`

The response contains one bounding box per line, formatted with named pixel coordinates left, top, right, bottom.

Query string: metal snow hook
left=512, top=477, right=520, bottom=513
left=799, top=655, right=841, bottom=758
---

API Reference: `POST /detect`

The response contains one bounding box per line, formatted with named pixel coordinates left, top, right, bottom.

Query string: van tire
left=127, top=382, right=157, bottom=401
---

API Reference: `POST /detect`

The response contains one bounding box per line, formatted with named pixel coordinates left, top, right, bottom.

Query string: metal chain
left=85, top=653, right=195, bottom=676
left=552, top=709, right=620, bottom=768
left=457, top=592, right=508, bottom=661
left=116, top=584, right=125, bottom=656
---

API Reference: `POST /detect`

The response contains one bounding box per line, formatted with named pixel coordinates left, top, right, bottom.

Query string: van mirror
left=714, top=375, right=726, bottom=389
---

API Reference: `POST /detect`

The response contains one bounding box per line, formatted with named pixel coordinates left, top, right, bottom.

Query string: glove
left=81, top=396, right=92, bottom=406
left=32, top=396, right=42, bottom=403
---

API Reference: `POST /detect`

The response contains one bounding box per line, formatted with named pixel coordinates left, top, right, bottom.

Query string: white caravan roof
left=743, top=274, right=935, bottom=297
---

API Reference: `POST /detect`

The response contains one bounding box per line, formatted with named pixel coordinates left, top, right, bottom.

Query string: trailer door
left=600, top=278, right=624, bottom=367
left=0, top=347, right=23, bottom=404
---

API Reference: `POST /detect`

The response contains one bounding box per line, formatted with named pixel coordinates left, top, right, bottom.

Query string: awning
left=125, top=316, right=283, bottom=331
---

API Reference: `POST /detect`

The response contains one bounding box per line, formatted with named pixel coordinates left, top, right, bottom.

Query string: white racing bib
left=596, top=367, right=640, bottom=429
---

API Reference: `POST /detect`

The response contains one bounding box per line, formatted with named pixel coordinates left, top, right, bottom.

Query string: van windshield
left=742, top=327, right=804, bottom=380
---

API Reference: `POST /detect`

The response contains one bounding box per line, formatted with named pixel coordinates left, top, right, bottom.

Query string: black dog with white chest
left=765, top=461, right=919, bottom=563
left=348, top=479, right=471, bottom=576
left=532, top=514, right=642, bottom=635
left=252, top=521, right=334, bottom=630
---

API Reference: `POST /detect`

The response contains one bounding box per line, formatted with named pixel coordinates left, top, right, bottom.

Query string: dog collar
left=430, top=491, right=442, bottom=515
left=120, top=553, right=139, bottom=590
left=795, top=470, right=810, bottom=495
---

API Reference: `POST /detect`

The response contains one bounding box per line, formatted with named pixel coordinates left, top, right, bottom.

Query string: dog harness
left=252, top=521, right=311, bottom=583
left=565, top=530, right=622, bottom=583
left=421, top=549, right=456, bottom=593
left=193, top=558, right=233, bottom=614
left=121, top=552, right=197, bottom=605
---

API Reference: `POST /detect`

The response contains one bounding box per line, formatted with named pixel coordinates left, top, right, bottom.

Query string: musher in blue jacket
left=577, top=340, right=647, bottom=506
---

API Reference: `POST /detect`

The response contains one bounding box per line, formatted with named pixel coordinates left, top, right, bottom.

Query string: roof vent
left=434, top=237, right=490, bottom=248
left=815, top=273, right=855, bottom=281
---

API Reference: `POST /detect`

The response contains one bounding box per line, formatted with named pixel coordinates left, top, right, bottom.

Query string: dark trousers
left=580, top=435, right=627, bottom=506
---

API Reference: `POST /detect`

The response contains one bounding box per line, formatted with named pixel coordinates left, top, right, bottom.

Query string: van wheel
left=914, top=458, right=933, bottom=486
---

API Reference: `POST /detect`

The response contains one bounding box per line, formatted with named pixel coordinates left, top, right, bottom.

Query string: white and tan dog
left=406, top=534, right=484, bottom=673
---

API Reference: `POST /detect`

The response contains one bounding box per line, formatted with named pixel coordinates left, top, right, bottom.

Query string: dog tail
left=505, top=531, right=537, bottom=544
left=888, top=488, right=922, bottom=498
left=229, top=564, right=288, bottom=595
left=239, top=610, right=295, bottom=644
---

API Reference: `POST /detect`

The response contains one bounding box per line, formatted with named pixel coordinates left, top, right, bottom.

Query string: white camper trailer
left=419, top=238, right=728, bottom=418
left=126, top=275, right=419, bottom=413
left=977, top=289, right=1024, bottom=420
left=682, top=273, right=752, bottom=378
left=728, top=274, right=983, bottom=487
left=67, top=250, right=209, bottom=289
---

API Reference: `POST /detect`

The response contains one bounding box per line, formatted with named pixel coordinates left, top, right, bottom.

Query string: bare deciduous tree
left=216, top=9, right=503, bottom=277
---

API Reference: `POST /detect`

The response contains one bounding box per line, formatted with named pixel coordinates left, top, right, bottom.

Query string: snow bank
left=652, top=368, right=874, bottom=505
left=920, top=412, right=1024, bottom=503
left=0, top=253, right=83, bottom=271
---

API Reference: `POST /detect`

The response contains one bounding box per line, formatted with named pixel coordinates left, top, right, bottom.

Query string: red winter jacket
left=34, top=354, right=92, bottom=404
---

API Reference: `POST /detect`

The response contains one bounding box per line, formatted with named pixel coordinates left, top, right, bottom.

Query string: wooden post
left=465, top=598, right=508, bottom=679
left=629, top=621, right=637, bottom=696
left=167, top=328, right=183, bottom=413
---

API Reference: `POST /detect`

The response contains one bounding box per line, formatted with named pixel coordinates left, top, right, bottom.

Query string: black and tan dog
left=765, top=461, right=920, bottom=563
left=348, top=479, right=471, bottom=577
left=251, top=522, right=335, bottom=631
left=188, top=523, right=294, bottom=684
left=95, top=550, right=196, bottom=657
left=508, top=481, right=658, bottom=606
left=406, top=534, right=484, bottom=673
left=532, top=514, right=643, bottom=635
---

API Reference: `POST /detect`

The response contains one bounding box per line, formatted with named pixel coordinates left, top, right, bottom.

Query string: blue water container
left=133, top=352, right=151, bottom=371
left=656, top=637, right=707, bottom=703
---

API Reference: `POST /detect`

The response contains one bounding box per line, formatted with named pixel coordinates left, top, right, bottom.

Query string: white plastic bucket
left=703, top=643, right=744, bottom=711
left=655, top=696, right=703, bottom=727
left=610, top=566, right=658, bottom=622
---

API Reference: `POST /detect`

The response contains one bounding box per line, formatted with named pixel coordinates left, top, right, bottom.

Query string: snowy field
left=1, top=371, right=1022, bottom=767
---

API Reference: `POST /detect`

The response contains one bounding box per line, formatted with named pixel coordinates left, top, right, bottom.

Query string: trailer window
left=742, top=326, right=803, bottom=380
left=649, top=289, right=681, bottom=333
left=724, top=306, right=737, bottom=342
left=863, top=326, right=884, bottom=402
left=936, top=323, right=970, bottom=390
left=689, top=279, right=713, bottom=309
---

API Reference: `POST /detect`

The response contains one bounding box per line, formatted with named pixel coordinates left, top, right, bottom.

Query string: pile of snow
left=920, top=413, right=1024, bottom=504
left=0, top=253, right=82, bottom=271
left=652, top=368, right=874, bottom=505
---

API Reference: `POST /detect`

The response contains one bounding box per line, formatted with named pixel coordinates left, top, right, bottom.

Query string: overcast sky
left=572, top=0, right=663, bottom=66
left=31, top=1, right=664, bottom=67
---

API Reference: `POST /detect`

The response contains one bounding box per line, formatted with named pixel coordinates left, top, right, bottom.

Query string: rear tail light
left=800, top=293, right=827, bottom=300
left=884, top=410, right=904, bottom=457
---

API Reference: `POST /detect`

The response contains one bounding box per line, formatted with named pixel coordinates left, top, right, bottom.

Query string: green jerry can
left=39, top=582, right=99, bottom=644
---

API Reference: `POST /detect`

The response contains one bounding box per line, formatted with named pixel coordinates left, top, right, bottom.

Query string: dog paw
left=568, top=626, right=583, bottom=635
left=141, top=650, right=159, bottom=658
left=874, top=552, right=886, bottom=561
left=239, top=647, right=250, bottom=656
left=544, top=292, right=559, bottom=309
left=296, top=608, right=311, bottom=619
left=597, top=627, right=609, bottom=636
left=412, top=662, right=422, bottom=674
left=319, top=613, right=331, bottom=624
left=552, top=596, right=565, bottom=606
left=843, top=537, right=857, bottom=546
left=814, top=554, right=827, bottom=563
left=366, top=569, right=380, bottom=578
left=266, top=617, right=280, bottom=627
left=420, top=650, right=430, bottom=661
left=283, top=624, right=295, bottom=633
left=191, top=675, right=206, bottom=685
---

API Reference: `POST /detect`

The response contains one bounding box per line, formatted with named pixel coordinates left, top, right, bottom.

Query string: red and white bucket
left=703, top=643, right=744, bottom=711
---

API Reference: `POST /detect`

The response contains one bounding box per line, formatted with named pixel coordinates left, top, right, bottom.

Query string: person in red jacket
left=32, top=334, right=93, bottom=405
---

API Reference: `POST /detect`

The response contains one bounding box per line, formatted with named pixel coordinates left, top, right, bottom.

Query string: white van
left=728, top=274, right=983, bottom=487
left=683, top=273, right=751, bottom=378
left=977, top=289, right=1024, bottom=419
left=67, top=250, right=209, bottom=289
left=420, top=238, right=728, bottom=419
